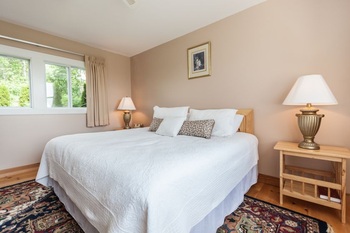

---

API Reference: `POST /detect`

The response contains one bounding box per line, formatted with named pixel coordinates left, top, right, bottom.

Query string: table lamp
left=283, top=74, right=338, bottom=150
left=117, top=97, right=136, bottom=129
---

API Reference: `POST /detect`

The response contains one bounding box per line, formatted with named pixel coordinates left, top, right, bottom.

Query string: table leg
left=280, top=151, right=284, bottom=205
left=341, top=159, right=346, bottom=223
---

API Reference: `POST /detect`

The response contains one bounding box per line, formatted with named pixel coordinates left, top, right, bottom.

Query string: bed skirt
left=48, top=165, right=258, bottom=233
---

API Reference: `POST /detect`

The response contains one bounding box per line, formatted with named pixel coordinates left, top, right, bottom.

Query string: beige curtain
left=85, top=55, right=109, bottom=127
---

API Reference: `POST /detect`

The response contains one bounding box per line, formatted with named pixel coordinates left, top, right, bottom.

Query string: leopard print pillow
left=149, top=117, right=163, bottom=131
left=178, top=119, right=215, bottom=139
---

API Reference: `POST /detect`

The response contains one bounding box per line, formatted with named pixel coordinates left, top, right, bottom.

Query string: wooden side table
left=274, top=141, right=350, bottom=223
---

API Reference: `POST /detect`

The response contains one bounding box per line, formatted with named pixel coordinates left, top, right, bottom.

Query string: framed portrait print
left=187, top=42, right=211, bottom=79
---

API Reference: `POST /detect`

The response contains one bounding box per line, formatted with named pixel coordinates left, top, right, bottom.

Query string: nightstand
left=274, top=141, right=350, bottom=223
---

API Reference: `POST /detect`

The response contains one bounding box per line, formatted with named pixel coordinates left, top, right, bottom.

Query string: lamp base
left=123, top=111, right=132, bottom=129
left=296, top=105, right=324, bottom=150
left=298, top=141, right=320, bottom=150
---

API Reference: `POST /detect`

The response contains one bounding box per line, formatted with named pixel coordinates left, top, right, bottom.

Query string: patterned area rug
left=0, top=180, right=83, bottom=233
left=217, top=195, right=334, bottom=233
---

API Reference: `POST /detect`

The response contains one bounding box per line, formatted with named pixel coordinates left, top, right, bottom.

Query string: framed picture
left=187, top=42, right=211, bottom=79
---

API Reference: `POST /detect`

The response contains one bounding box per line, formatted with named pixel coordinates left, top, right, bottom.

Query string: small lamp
left=283, top=74, right=337, bottom=150
left=117, top=97, right=136, bottom=129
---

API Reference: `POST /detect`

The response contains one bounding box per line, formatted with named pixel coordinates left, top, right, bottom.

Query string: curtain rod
left=0, top=35, right=85, bottom=57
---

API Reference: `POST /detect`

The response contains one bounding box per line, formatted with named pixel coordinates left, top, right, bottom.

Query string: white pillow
left=232, top=114, right=244, bottom=133
left=155, top=117, right=186, bottom=137
left=188, top=108, right=238, bottom=136
left=153, top=106, right=189, bottom=118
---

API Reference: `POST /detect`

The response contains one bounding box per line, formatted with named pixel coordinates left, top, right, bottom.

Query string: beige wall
left=0, top=20, right=131, bottom=170
left=131, top=0, right=350, bottom=190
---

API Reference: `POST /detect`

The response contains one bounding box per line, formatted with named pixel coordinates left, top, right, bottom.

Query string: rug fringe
left=327, top=224, right=334, bottom=233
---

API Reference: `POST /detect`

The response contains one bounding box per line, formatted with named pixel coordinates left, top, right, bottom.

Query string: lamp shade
left=283, top=74, right=338, bottom=106
left=117, top=97, right=136, bottom=110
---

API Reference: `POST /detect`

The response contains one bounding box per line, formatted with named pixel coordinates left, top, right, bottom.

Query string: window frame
left=0, top=44, right=86, bottom=115
left=45, top=62, right=86, bottom=109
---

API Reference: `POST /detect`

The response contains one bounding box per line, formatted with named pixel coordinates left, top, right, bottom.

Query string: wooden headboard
left=237, top=109, right=254, bottom=134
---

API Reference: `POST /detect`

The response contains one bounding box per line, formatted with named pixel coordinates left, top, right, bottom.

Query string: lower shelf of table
left=282, top=180, right=341, bottom=210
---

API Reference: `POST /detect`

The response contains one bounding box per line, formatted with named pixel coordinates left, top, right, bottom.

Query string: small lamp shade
left=117, top=97, right=136, bottom=110
left=117, top=97, right=136, bottom=129
left=283, top=74, right=337, bottom=150
left=283, top=74, right=337, bottom=106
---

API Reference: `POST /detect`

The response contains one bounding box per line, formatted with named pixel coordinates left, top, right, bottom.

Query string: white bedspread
left=36, top=128, right=258, bottom=233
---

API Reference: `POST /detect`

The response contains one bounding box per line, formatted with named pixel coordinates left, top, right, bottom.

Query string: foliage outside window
left=0, top=55, right=30, bottom=107
left=45, top=64, right=86, bottom=108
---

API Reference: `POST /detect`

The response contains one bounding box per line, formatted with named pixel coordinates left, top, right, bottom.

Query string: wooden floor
left=0, top=163, right=39, bottom=188
left=1, top=165, right=349, bottom=232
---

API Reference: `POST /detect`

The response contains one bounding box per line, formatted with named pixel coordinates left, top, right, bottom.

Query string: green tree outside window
left=0, top=55, right=30, bottom=107
left=45, top=63, right=86, bottom=108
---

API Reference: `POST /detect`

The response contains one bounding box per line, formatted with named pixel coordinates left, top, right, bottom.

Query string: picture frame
left=187, top=42, right=211, bottom=79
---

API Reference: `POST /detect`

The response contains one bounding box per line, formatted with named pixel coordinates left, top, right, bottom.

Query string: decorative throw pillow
left=178, top=119, right=215, bottom=139
left=155, top=117, right=186, bottom=137
left=149, top=118, right=163, bottom=132
left=188, top=108, right=237, bottom=137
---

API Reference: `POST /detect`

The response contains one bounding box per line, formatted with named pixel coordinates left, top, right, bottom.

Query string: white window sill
left=0, top=108, right=87, bottom=115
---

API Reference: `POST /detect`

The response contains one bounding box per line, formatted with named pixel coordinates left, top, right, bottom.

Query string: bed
left=36, top=108, right=258, bottom=233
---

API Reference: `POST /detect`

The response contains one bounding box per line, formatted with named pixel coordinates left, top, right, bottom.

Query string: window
left=0, top=55, right=31, bottom=107
left=0, top=44, right=86, bottom=115
left=45, top=64, right=86, bottom=108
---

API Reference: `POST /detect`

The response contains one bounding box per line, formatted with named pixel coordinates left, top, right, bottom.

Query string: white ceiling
left=0, top=0, right=265, bottom=57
